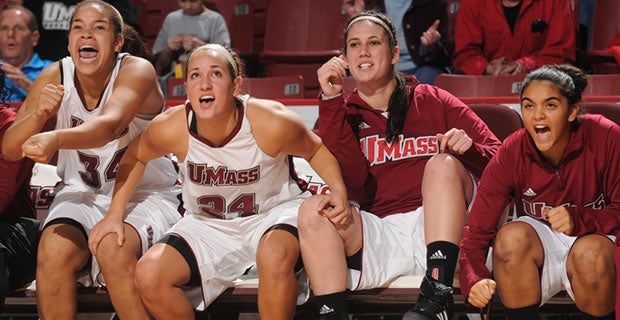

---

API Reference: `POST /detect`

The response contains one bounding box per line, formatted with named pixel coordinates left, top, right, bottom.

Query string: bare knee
left=37, top=226, right=88, bottom=275
left=135, top=255, right=163, bottom=296
left=257, top=231, right=299, bottom=280
left=297, top=195, right=330, bottom=233
left=569, top=235, right=615, bottom=287
left=493, top=222, right=542, bottom=268
left=96, top=234, right=139, bottom=276
left=423, top=154, right=466, bottom=182
left=422, top=154, right=473, bottom=203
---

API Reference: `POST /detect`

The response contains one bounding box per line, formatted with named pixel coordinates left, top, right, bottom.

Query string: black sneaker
left=401, top=276, right=454, bottom=320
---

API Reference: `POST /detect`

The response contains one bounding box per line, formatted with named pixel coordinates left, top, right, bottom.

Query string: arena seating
left=229, top=0, right=268, bottom=56
left=581, top=101, right=620, bottom=124
left=468, top=103, right=523, bottom=141
left=585, top=0, right=620, bottom=73
left=434, top=74, right=526, bottom=97
left=259, top=0, right=348, bottom=98
left=166, top=75, right=305, bottom=100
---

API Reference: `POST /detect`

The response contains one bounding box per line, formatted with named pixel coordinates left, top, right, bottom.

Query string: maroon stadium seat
left=468, top=103, right=523, bottom=141
left=434, top=74, right=526, bottom=97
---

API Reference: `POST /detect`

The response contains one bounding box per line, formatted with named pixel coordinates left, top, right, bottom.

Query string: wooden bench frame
left=2, top=276, right=577, bottom=318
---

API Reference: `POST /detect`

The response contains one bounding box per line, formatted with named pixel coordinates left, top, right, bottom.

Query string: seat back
left=230, top=0, right=267, bottom=55
left=241, top=75, right=304, bottom=99
left=584, top=0, right=620, bottom=73
left=260, top=0, right=347, bottom=98
left=583, top=74, right=620, bottom=96
left=166, top=77, right=186, bottom=100
left=166, top=75, right=304, bottom=100
left=580, top=101, right=620, bottom=125
left=590, top=0, right=620, bottom=51
left=468, top=103, right=523, bottom=141
left=435, top=74, right=526, bottom=97
left=206, top=0, right=237, bottom=29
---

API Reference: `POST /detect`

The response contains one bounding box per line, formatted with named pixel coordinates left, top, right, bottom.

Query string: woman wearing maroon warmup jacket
left=460, top=64, right=620, bottom=320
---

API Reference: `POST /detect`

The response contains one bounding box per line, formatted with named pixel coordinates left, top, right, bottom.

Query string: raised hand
left=36, top=84, right=64, bottom=119
left=343, top=0, right=365, bottom=16
left=317, top=55, right=348, bottom=97
left=420, top=19, right=441, bottom=53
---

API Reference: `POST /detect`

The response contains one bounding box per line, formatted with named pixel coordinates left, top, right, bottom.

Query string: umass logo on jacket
left=521, top=193, right=607, bottom=219
left=42, top=2, right=76, bottom=30
left=360, top=134, right=439, bottom=166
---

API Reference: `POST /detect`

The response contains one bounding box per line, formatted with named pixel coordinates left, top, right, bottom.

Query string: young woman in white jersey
left=88, top=43, right=350, bottom=319
left=1, top=1, right=182, bottom=319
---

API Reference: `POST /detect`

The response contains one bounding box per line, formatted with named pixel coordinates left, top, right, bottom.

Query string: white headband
left=194, top=43, right=239, bottom=78
left=346, top=15, right=395, bottom=45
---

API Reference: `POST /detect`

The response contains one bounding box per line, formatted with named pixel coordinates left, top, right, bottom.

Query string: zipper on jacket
left=555, top=170, right=564, bottom=190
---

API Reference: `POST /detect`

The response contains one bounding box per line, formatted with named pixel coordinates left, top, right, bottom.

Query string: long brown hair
left=343, top=11, right=411, bottom=144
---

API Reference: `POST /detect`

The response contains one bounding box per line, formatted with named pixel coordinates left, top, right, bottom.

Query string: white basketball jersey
left=179, top=95, right=307, bottom=220
left=55, top=53, right=179, bottom=195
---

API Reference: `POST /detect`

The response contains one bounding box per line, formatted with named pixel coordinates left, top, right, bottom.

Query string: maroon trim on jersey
left=72, top=54, right=126, bottom=112
left=184, top=99, right=244, bottom=148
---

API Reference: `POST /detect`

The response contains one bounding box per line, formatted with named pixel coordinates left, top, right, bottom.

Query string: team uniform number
left=77, top=148, right=127, bottom=189
left=197, top=193, right=258, bottom=219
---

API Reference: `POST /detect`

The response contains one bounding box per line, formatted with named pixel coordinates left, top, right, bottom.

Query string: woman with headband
left=297, top=11, right=501, bottom=320
left=2, top=1, right=182, bottom=319
left=94, top=43, right=350, bottom=319
left=460, top=64, right=618, bottom=319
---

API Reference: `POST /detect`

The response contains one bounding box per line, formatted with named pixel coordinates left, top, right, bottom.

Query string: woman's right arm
left=108, top=106, right=187, bottom=220
left=88, top=105, right=187, bottom=253
left=2, top=63, right=61, bottom=161
left=459, top=144, right=514, bottom=304
left=316, top=56, right=371, bottom=189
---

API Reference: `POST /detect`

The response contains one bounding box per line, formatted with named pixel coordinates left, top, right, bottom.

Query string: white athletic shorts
left=512, top=216, right=615, bottom=305
left=44, top=184, right=182, bottom=286
left=349, top=174, right=477, bottom=290
left=166, top=194, right=308, bottom=311
left=349, top=207, right=427, bottom=290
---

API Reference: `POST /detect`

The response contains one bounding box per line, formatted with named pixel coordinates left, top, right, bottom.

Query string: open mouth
left=534, top=125, right=551, bottom=138
left=78, top=46, right=98, bottom=59
left=359, top=63, right=372, bottom=70
left=199, top=95, right=215, bottom=104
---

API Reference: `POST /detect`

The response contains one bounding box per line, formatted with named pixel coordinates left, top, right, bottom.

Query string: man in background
left=0, top=5, right=51, bottom=102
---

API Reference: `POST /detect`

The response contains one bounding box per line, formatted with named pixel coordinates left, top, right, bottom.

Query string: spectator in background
left=0, top=5, right=52, bottom=102
left=452, top=0, right=576, bottom=76
left=0, top=69, right=39, bottom=314
left=152, top=0, right=230, bottom=76
left=22, top=0, right=136, bottom=62
left=343, top=0, right=453, bottom=85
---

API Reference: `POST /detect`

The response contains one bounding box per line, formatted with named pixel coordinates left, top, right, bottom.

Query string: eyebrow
left=347, top=35, right=383, bottom=43
left=71, top=18, right=110, bottom=24
left=521, top=96, right=562, bottom=103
